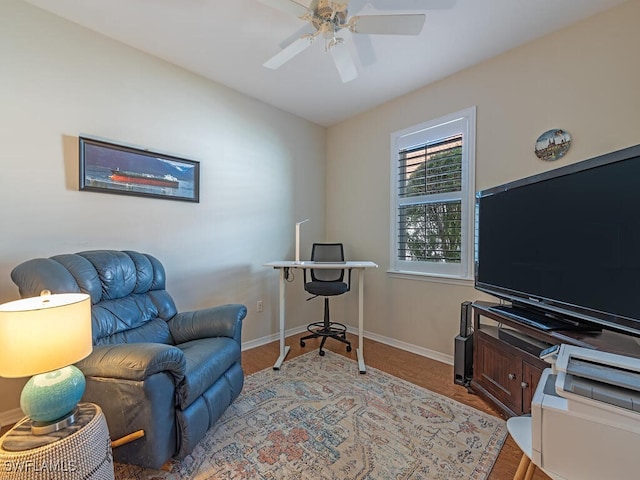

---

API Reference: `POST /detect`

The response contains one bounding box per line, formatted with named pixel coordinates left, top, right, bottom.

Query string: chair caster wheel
left=346, top=345, right=352, bottom=352
left=300, top=341, right=305, bottom=347
left=319, top=350, right=325, bottom=356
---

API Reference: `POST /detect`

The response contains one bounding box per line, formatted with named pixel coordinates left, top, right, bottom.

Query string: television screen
left=475, top=144, right=640, bottom=335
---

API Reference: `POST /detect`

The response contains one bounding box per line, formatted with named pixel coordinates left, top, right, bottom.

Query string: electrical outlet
left=256, top=300, right=263, bottom=312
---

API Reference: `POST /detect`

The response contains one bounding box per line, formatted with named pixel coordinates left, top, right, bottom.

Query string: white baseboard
left=241, top=325, right=308, bottom=351
left=0, top=408, right=23, bottom=428
left=242, top=326, right=454, bottom=366
left=355, top=328, right=454, bottom=366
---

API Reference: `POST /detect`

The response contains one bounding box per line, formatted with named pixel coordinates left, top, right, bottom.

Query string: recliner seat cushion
left=176, top=337, right=241, bottom=409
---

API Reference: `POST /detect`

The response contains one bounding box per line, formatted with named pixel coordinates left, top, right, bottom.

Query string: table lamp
left=0, top=291, right=92, bottom=434
left=295, top=218, right=309, bottom=264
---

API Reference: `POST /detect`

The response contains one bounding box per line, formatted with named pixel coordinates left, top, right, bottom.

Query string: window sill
left=386, top=270, right=474, bottom=287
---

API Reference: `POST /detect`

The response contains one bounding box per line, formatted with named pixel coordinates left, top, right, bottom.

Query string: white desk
left=264, top=261, right=378, bottom=373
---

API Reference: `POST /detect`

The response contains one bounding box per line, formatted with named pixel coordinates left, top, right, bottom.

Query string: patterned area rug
left=114, top=351, right=507, bottom=479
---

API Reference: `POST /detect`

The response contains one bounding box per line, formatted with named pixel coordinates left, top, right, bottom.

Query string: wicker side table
left=0, top=403, right=114, bottom=480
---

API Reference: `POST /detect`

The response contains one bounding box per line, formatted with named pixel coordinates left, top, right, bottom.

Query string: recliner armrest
left=168, top=303, right=247, bottom=345
left=76, top=343, right=186, bottom=383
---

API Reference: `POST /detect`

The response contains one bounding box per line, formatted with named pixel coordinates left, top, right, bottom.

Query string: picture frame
left=79, top=137, right=200, bottom=202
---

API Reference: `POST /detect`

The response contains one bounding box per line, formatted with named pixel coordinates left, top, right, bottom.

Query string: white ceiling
left=23, top=0, right=627, bottom=126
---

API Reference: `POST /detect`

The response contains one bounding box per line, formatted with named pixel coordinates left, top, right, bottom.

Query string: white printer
left=531, top=344, right=640, bottom=480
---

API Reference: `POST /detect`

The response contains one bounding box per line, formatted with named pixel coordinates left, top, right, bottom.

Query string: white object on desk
left=529, top=345, right=640, bottom=480
left=264, top=260, right=378, bottom=373
left=508, top=344, right=640, bottom=480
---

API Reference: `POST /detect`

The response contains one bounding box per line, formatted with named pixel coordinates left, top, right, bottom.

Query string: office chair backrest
left=311, top=243, right=344, bottom=283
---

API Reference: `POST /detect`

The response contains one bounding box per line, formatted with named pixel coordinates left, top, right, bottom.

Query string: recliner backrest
left=11, top=250, right=178, bottom=346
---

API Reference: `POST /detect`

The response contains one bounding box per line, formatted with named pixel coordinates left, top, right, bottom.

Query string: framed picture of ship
left=79, top=137, right=200, bottom=202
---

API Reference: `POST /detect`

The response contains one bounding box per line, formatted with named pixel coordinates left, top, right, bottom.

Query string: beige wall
left=326, top=1, right=640, bottom=357
left=2, top=0, right=639, bottom=418
left=0, top=1, right=325, bottom=415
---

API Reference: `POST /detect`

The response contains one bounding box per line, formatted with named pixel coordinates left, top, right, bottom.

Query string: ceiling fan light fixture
left=327, top=35, right=344, bottom=51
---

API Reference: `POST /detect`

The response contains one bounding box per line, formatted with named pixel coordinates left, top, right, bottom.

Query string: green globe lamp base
left=20, top=365, right=86, bottom=435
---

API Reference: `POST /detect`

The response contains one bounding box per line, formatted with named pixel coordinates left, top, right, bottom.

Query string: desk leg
left=273, top=267, right=290, bottom=370
left=356, top=269, right=366, bottom=374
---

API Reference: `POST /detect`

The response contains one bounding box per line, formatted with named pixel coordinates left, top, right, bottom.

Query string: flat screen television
left=475, top=143, right=640, bottom=336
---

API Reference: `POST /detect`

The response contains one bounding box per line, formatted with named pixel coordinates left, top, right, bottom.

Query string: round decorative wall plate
left=534, top=129, right=572, bottom=161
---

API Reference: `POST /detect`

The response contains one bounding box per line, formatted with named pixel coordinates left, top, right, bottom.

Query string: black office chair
left=300, top=243, right=352, bottom=356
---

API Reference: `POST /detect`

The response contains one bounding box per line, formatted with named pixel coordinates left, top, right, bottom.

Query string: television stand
left=470, top=301, right=640, bottom=417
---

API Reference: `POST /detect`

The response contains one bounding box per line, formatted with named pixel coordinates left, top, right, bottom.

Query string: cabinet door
left=521, top=361, right=544, bottom=414
left=474, top=332, right=521, bottom=413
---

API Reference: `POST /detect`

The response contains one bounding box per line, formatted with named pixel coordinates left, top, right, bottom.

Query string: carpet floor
left=114, top=351, right=507, bottom=479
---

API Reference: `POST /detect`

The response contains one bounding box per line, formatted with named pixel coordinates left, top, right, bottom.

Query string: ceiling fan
left=258, top=0, right=453, bottom=83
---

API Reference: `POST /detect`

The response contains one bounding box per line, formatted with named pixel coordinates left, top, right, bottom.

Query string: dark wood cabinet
left=470, top=301, right=640, bottom=417
left=472, top=321, right=545, bottom=416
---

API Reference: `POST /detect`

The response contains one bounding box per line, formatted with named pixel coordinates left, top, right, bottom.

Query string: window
left=390, top=107, right=476, bottom=279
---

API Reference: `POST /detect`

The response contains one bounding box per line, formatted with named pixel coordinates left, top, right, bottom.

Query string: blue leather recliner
left=11, top=250, right=246, bottom=469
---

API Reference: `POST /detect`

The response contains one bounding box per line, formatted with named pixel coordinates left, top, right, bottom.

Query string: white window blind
left=390, top=107, right=476, bottom=278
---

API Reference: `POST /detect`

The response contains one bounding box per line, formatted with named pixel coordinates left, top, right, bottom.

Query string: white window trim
left=389, top=106, right=476, bottom=280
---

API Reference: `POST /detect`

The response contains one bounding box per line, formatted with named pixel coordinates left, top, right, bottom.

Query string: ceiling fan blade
left=352, top=33, right=377, bottom=67
left=256, top=0, right=310, bottom=18
left=264, top=36, right=314, bottom=69
left=330, top=43, right=358, bottom=83
left=354, top=0, right=456, bottom=10
left=350, top=14, right=426, bottom=35
left=279, top=23, right=316, bottom=49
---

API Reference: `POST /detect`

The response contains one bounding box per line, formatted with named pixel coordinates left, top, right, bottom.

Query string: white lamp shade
left=0, top=293, right=92, bottom=378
